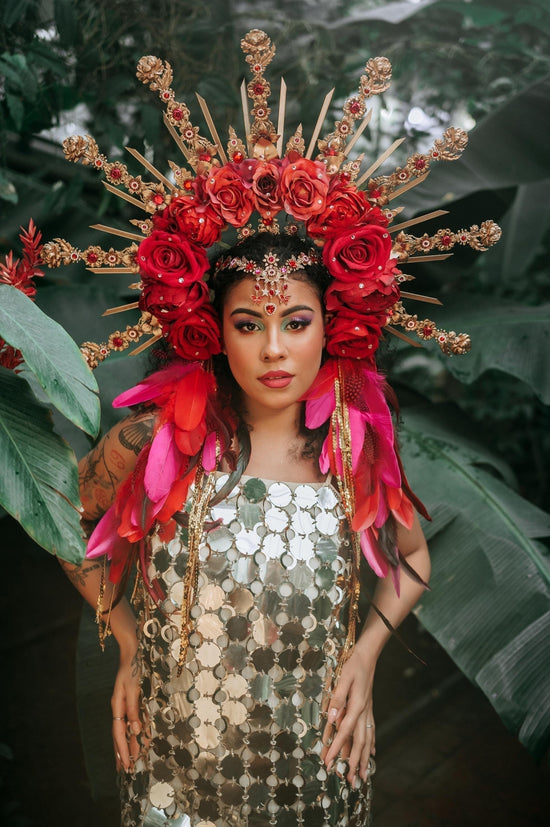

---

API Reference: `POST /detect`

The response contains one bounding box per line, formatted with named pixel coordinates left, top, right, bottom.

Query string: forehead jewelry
left=216, top=251, right=320, bottom=314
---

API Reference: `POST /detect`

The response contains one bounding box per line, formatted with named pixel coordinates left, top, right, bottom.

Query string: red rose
left=323, top=224, right=393, bottom=284
left=307, top=183, right=387, bottom=238
left=138, top=231, right=209, bottom=287
left=325, top=279, right=400, bottom=313
left=153, top=195, right=224, bottom=247
left=167, top=304, right=222, bottom=360
left=205, top=165, right=255, bottom=227
left=325, top=309, right=382, bottom=361
left=251, top=161, right=284, bottom=219
left=280, top=158, right=329, bottom=221
left=140, top=279, right=210, bottom=322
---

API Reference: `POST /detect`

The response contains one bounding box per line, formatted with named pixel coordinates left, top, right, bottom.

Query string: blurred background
left=1, top=1, right=549, bottom=824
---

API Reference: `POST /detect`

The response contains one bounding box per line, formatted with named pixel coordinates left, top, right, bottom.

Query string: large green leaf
left=0, top=368, right=85, bottom=562
left=0, top=285, right=100, bottom=436
left=400, top=404, right=550, bottom=758
left=425, top=295, right=550, bottom=403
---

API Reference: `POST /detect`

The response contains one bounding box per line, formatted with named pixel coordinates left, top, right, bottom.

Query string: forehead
left=222, top=275, right=323, bottom=314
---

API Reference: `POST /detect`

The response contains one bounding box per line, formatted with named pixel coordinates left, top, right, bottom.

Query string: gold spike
left=389, top=210, right=449, bottom=234
left=86, top=267, right=135, bottom=274
left=124, top=147, right=176, bottom=191
left=342, top=109, right=373, bottom=158
left=102, top=302, right=140, bottom=316
left=129, top=332, right=162, bottom=357
left=407, top=253, right=453, bottom=263
left=356, top=137, right=406, bottom=187
left=388, top=171, right=429, bottom=201
left=102, top=182, right=147, bottom=211
left=195, top=94, right=228, bottom=165
left=276, top=78, right=287, bottom=157
left=162, top=114, right=193, bottom=164
left=240, top=79, right=251, bottom=153
left=384, top=325, right=423, bottom=347
left=90, top=224, right=144, bottom=242
left=400, top=292, right=442, bottom=305
left=305, top=89, right=335, bottom=160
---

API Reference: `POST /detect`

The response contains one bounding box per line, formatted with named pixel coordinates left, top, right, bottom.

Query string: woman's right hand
left=111, top=638, right=143, bottom=772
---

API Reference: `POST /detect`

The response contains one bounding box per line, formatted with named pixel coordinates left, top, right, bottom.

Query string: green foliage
left=0, top=286, right=99, bottom=561
left=0, top=368, right=86, bottom=562
left=400, top=404, right=550, bottom=757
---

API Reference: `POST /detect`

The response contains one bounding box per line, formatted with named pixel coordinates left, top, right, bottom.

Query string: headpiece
left=36, top=31, right=500, bottom=662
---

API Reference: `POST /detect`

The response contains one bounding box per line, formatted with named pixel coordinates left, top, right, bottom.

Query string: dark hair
left=211, top=232, right=331, bottom=315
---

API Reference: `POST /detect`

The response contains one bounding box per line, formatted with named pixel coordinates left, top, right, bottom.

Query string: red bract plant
left=0, top=219, right=44, bottom=370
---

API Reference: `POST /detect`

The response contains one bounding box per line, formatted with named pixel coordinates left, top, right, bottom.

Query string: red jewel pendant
left=264, top=303, right=277, bottom=315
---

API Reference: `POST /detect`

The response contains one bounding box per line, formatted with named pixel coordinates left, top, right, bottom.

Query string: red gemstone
left=263, top=216, right=273, bottom=225
left=414, top=158, right=426, bottom=170
left=253, top=83, right=264, bottom=95
left=153, top=194, right=164, bottom=205
left=110, top=167, right=122, bottom=179
left=441, top=234, right=451, bottom=246
left=265, top=303, right=276, bottom=315
left=183, top=180, right=193, bottom=191
left=87, top=252, right=98, bottom=263
left=172, top=108, right=184, bottom=121
left=232, top=151, right=244, bottom=163
left=112, top=337, right=124, bottom=348
left=370, top=188, right=381, bottom=198
left=349, top=100, right=361, bottom=114
left=422, top=326, right=433, bottom=337
left=199, top=153, right=211, bottom=162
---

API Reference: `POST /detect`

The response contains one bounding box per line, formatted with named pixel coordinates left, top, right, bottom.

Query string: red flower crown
left=38, top=29, right=500, bottom=368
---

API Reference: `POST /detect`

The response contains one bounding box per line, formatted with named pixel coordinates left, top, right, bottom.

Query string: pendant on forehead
left=264, top=303, right=277, bottom=315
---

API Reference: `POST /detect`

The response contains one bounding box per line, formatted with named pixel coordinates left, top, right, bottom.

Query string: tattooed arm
left=59, top=410, right=156, bottom=770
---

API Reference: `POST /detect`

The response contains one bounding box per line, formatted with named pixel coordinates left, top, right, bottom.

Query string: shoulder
left=79, top=409, right=157, bottom=521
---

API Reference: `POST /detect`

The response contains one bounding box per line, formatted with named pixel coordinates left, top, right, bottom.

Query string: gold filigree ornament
left=38, top=28, right=501, bottom=367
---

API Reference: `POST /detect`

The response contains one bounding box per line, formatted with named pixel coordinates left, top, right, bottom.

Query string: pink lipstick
left=258, top=371, right=293, bottom=388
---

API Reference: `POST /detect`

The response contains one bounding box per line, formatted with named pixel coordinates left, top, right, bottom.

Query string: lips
left=258, top=371, right=294, bottom=388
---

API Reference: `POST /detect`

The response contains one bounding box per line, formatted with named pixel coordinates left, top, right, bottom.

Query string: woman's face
left=221, top=276, right=326, bottom=419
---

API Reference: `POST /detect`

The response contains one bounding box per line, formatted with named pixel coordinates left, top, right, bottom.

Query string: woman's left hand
left=321, top=642, right=376, bottom=785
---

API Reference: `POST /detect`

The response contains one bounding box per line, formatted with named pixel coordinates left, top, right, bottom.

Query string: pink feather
left=86, top=505, right=119, bottom=559
left=360, top=528, right=389, bottom=578
left=144, top=422, right=181, bottom=502
left=305, top=388, right=335, bottom=429
left=348, top=407, right=366, bottom=473
left=113, top=361, right=197, bottom=408
left=202, top=430, right=218, bottom=471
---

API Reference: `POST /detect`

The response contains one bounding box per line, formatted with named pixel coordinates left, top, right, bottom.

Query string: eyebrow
left=230, top=304, right=315, bottom=318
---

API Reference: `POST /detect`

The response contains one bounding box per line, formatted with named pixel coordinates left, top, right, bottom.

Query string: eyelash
left=233, top=318, right=312, bottom=333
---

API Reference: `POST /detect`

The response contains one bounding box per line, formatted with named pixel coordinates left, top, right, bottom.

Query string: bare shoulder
left=79, top=409, right=157, bottom=522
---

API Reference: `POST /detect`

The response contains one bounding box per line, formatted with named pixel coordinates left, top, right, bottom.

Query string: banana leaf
left=0, top=285, right=99, bottom=436
left=403, top=294, right=550, bottom=404
left=400, top=403, right=550, bottom=759
left=0, top=368, right=85, bottom=562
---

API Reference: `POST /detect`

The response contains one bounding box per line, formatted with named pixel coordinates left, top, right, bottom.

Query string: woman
left=46, top=29, right=499, bottom=826
left=61, top=232, right=430, bottom=826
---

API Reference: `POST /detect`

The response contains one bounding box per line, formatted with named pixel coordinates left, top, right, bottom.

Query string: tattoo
left=118, top=416, right=154, bottom=455
left=61, top=560, right=101, bottom=588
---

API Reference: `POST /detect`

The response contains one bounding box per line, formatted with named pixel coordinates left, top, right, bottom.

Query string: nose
left=261, top=327, right=287, bottom=361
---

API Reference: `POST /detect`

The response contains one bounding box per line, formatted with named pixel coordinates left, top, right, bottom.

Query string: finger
left=112, top=717, right=132, bottom=771
left=324, top=703, right=362, bottom=767
left=360, top=724, right=376, bottom=781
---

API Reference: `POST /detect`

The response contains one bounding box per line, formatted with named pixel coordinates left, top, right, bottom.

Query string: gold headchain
left=39, top=29, right=501, bottom=367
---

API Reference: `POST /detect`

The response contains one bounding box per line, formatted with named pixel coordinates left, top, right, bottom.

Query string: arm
left=59, top=409, right=155, bottom=770
left=322, top=512, right=430, bottom=784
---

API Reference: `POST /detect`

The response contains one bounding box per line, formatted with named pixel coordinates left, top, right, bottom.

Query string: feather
left=144, top=423, right=182, bottom=501
left=305, top=388, right=335, bottom=429
left=349, top=407, right=366, bottom=473
left=360, top=528, right=389, bottom=578
left=86, top=505, right=119, bottom=559
left=156, top=466, right=196, bottom=522
left=202, top=430, right=218, bottom=471
left=113, top=361, right=197, bottom=408
left=175, top=421, right=207, bottom=456
left=174, top=365, right=210, bottom=431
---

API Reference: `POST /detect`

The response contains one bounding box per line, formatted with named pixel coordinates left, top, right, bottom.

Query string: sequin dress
left=120, top=474, right=373, bottom=826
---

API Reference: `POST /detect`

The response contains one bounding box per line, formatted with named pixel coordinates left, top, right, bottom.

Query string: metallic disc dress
left=120, top=474, right=373, bottom=826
